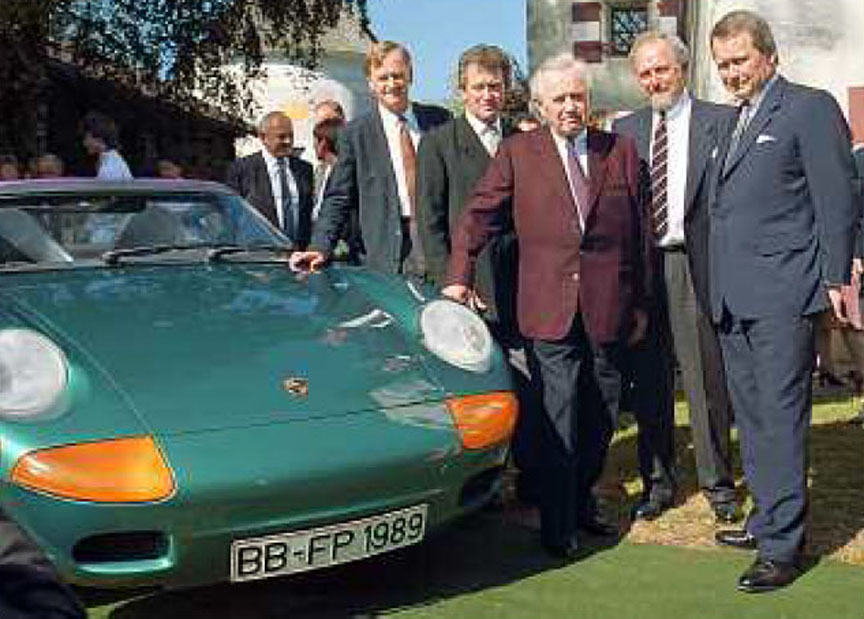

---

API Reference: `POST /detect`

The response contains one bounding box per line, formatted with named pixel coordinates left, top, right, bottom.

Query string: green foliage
left=0, top=0, right=368, bottom=152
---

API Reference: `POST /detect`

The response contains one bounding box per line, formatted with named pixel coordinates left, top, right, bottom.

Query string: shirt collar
left=742, top=73, right=778, bottom=114
left=552, top=128, right=588, bottom=154
left=465, top=111, right=501, bottom=138
left=655, top=90, right=691, bottom=122
left=378, top=102, right=417, bottom=130
left=261, top=148, right=287, bottom=171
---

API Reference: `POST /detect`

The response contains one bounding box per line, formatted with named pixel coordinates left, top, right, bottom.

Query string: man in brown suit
left=444, top=52, right=652, bottom=559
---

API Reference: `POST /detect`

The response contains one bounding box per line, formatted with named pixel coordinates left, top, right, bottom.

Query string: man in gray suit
left=613, top=31, right=739, bottom=524
left=709, top=10, right=858, bottom=592
left=290, top=41, right=451, bottom=277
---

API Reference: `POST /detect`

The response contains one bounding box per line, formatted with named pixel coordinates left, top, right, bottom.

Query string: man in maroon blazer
left=444, top=52, right=652, bottom=559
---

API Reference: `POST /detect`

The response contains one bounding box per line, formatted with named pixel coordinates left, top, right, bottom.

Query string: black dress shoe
left=737, top=558, right=800, bottom=593
left=631, top=496, right=673, bottom=521
left=715, top=528, right=757, bottom=550
left=712, top=501, right=743, bottom=524
left=576, top=515, right=618, bottom=537
left=541, top=536, right=580, bottom=561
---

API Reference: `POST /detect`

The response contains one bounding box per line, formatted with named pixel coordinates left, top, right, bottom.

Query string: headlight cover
left=0, top=328, right=69, bottom=420
left=419, top=300, right=493, bottom=373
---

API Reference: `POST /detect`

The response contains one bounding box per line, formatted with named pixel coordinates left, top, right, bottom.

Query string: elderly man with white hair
left=443, top=52, right=653, bottom=560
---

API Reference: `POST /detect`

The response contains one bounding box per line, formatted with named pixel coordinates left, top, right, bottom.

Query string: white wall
left=692, top=0, right=864, bottom=116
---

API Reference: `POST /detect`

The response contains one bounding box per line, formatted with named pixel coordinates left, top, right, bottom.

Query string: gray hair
left=529, top=52, right=591, bottom=102
left=629, top=31, right=690, bottom=68
left=257, top=111, right=289, bottom=134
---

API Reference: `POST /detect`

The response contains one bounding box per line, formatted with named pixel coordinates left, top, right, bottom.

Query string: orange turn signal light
left=446, top=391, right=518, bottom=450
left=11, top=436, right=175, bottom=503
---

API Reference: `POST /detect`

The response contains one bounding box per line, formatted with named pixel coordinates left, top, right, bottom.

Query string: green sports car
left=0, top=179, right=517, bottom=589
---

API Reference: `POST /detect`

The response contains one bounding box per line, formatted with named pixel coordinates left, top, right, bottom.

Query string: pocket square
left=756, top=134, right=777, bottom=144
left=711, top=146, right=719, bottom=159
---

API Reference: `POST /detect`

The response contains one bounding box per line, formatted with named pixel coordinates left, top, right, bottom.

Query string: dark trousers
left=663, top=250, right=735, bottom=502
left=0, top=511, right=86, bottom=618
left=526, top=316, right=624, bottom=546
left=717, top=311, right=813, bottom=562
left=626, top=253, right=678, bottom=501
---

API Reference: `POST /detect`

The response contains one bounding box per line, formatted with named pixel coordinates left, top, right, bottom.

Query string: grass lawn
left=86, top=389, right=864, bottom=618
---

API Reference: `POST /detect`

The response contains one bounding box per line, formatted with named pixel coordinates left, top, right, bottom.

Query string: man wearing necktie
left=226, top=111, right=314, bottom=248
left=290, top=41, right=450, bottom=277
left=708, top=11, right=858, bottom=592
left=443, top=53, right=652, bottom=560
left=613, top=31, right=739, bottom=525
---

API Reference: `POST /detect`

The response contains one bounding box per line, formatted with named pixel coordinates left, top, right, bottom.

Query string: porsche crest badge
left=283, top=377, right=309, bottom=397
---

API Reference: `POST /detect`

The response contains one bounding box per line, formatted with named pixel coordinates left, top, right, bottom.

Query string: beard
left=650, top=90, right=680, bottom=111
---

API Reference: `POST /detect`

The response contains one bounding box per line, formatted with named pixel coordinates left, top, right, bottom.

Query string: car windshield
left=0, top=190, right=289, bottom=270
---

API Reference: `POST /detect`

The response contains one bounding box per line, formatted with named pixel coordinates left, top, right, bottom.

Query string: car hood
left=1, top=264, right=445, bottom=435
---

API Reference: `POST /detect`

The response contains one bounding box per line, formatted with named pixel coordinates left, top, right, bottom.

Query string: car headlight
left=419, top=300, right=493, bottom=373
left=0, top=328, right=69, bottom=420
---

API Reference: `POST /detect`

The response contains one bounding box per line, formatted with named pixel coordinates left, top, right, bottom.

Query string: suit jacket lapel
left=634, top=108, right=652, bottom=161
left=685, top=101, right=715, bottom=213
left=585, top=129, right=609, bottom=225
left=253, top=153, right=278, bottom=222
left=723, top=76, right=785, bottom=179
left=536, top=128, right=580, bottom=220
left=368, top=107, right=401, bottom=206
left=455, top=116, right=490, bottom=164
left=288, top=157, right=310, bottom=209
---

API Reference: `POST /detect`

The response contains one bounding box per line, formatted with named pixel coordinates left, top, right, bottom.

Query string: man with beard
left=612, top=31, right=739, bottom=524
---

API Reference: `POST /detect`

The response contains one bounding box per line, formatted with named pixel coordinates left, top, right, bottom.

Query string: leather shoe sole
left=631, top=497, right=673, bottom=521
left=541, top=537, right=580, bottom=561
left=737, top=558, right=800, bottom=593
left=715, top=528, right=757, bottom=550
left=712, top=502, right=743, bottom=524
left=576, top=517, right=618, bottom=537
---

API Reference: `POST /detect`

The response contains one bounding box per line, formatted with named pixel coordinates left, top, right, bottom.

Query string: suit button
left=572, top=273, right=580, bottom=282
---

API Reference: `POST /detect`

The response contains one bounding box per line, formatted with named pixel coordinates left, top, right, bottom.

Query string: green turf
left=86, top=514, right=864, bottom=619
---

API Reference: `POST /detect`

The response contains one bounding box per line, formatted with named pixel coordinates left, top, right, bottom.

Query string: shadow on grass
left=605, top=388, right=864, bottom=561
left=82, top=510, right=620, bottom=618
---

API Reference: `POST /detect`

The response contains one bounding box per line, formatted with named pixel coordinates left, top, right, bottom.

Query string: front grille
left=73, top=531, right=168, bottom=563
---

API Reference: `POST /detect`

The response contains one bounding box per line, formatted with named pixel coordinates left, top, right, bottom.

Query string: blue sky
left=365, top=0, right=527, bottom=104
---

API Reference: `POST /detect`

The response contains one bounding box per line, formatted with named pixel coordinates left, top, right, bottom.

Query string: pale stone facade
left=528, top=0, right=864, bottom=139
left=231, top=13, right=373, bottom=159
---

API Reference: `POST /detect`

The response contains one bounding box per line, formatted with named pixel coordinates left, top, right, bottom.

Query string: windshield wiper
left=206, top=244, right=292, bottom=262
left=101, top=244, right=211, bottom=266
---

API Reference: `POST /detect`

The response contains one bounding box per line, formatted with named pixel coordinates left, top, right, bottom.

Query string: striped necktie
left=723, top=99, right=751, bottom=174
left=650, top=110, right=668, bottom=239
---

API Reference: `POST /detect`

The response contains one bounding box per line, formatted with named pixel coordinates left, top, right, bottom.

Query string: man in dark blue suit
left=291, top=41, right=451, bottom=277
left=709, top=10, right=859, bottom=592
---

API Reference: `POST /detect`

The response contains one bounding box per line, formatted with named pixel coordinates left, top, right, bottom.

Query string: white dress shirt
left=379, top=103, right=420, bottom=217
left=261, top=149, right=299, bottom=232
left=465, top=112, right=502, bottom=155
left=97, top=149, right=132, bottom=180
left=552, top=129, right=589, bottom=229
left=651, top=92, right=691, bottom=247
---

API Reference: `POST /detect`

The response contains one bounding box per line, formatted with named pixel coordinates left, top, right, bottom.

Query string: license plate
left=230, top=504, right=428, bottom=582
